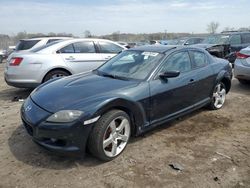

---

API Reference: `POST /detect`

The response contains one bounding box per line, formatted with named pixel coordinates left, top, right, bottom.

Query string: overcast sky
left=0, top=0, right=249, bottom=36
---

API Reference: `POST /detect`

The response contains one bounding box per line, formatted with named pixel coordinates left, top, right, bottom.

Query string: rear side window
left=161, top=51, right=192, bottom=73
left=229, top=34, right=241, bottom=45
left=190, top=51, right=208, bottom=68
left=47, top=39, right=61, bottom=44
left=98, top=42, right=123, bottom=53
left=16, top=40, right=40, bottom=50
left=242, top=33, right=250, bottom=44
left=58, top=44, right=74, bottom=53
left=73, top=42, right=95, bottom=53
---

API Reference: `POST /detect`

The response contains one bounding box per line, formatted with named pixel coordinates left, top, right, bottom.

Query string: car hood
left=31, top=72, right=140, bottom=113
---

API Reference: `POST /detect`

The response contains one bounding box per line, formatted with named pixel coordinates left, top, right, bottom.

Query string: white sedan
left=5, top=38, right=126, bottom=88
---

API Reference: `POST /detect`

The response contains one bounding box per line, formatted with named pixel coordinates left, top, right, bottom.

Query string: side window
left=229, top=35, right=241, bottom=45
left=58, top=44, right=74, bottom=53
left=242, top=33, right=250, bottom=44
left=160, top=52, right=191, bottom=73
left=73, top=41, right=95, bottom=53
left=47, top=39, right=60, bottom=44
left=187, top=38, right=195, bottom=45
left=190, top=51, right=208, bottom=68
left=195, top=38, right=203, bottom=44
left=98, top=42, right=123, bottom=53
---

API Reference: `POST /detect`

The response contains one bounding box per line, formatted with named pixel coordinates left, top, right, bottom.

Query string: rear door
left=59, top=41, right=104, bottom=73
left=96, top=41, right=124, bottom=61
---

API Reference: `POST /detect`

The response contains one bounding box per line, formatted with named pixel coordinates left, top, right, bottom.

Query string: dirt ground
left=0, top=63, right=249, bottom=188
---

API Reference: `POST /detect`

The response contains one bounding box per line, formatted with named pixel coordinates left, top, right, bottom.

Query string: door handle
left=65, top=56, right=75, bottom=61
left=104, top=56, right=112, bottom=60
left=189, top=79, right=195, bottom=83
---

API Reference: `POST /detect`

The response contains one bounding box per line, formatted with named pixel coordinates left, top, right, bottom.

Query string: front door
left=149, top=51, right=196, bottom=123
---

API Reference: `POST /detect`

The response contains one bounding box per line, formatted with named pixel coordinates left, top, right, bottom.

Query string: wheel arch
left=42, top=67, right=72, bottom=83
left=221, top=77, right=231, bottom=93
left=94, top=98, right=147, bottom=137
left=215, top=70, right=231, bottom=93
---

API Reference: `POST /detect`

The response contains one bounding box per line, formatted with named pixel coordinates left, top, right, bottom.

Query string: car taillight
left=236, top=52, right=250, bottom=59
left=9, top=57, right=23, bottom=66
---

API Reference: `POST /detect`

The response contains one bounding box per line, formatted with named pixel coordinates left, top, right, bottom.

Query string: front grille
left=22, top=119, right=33, bottom=136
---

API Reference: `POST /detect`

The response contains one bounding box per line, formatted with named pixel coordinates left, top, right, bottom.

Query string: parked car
left=177, top=37, right=204, bottom=45
left=5, top=38, right=126, bottom=88
left=234, top=46, right=250, bottom=84
left=14, top=37, right=72, bottom=52
left=166, top=39, right=179, bottom=45
left=150, top=40, right=161, bottom=45
left=0, top=49, right=7, bottom=63
left=117, top=41, right=130, bottom=48
left=196, top=31, right=250, bottom=64
left=21, top=45, right=232, bottom=161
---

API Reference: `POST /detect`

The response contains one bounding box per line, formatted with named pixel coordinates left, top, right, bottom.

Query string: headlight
left=46, top=110, right=83, bottom=123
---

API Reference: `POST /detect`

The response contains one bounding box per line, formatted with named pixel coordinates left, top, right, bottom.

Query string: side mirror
left=159, top=71, right=180, bottom=79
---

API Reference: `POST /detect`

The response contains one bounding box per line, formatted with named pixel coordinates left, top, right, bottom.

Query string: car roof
left=130, top=45, right=178, bottom=53
left=129, top=45, right=207, bottom=54
left=131, top=45, right=204, bottom=53
left=20, top=37, right=72, bottom=41
left=221, top=31, right=250, bottom=34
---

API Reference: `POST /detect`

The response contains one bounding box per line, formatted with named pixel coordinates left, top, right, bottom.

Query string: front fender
left=75, top=96, right=147, bottom=136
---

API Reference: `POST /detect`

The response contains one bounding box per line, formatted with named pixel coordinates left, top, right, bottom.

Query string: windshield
left=15, top=40, right=40, bottom=50
left=167, top=40, right=179, bottom=45
left=177, top=39, right=187, bottom=45
left=31, top=40, right=61, bottom=52
left=202, top=35, right=230, bottom=44
left=97, top=50, right=164, bottom=80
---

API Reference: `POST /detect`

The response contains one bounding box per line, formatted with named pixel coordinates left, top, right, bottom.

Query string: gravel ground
left=0, top=63, right=249, bottom=188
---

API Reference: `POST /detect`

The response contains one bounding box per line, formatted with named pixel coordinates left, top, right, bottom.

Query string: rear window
left=46, top=39, right=61, bottom=44
left=242, top=33, right=250, bottom=44
left=98, top=42, right=123, bottom=53
left=16, top=40, right=40, bottom=50
left=31, top=40, right=61, bottom=52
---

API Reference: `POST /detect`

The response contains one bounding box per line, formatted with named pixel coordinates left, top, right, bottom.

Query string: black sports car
left=21, top=45, right=232, bottom=161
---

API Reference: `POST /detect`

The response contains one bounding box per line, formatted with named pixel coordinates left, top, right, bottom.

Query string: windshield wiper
left=95, top=70, right=131, bottom=81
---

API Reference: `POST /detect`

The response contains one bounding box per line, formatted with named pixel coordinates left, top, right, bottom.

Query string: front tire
left=88, top=110, right=131, bottom=161
left=208, top=82, right=226, bottom=110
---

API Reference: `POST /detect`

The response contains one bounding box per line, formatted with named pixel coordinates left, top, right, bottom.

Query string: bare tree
left=207, top=22, right=220, bottom=34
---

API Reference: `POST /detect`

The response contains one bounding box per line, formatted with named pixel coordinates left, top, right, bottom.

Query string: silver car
left=234, top=46, right=250, bottom=84
left=5, top=38, right=126, bottom=88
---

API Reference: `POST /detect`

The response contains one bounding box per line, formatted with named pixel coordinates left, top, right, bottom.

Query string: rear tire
left=43, top=70, right=70, bottom=82
left=208, top=82, right=226, bottom=110
left=88, top=110, right=131, bottom=161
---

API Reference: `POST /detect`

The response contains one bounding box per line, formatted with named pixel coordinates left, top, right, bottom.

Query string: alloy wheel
left=103, top=116, right=130, bottom=157
left=213, top=83, right=226, bottom=109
